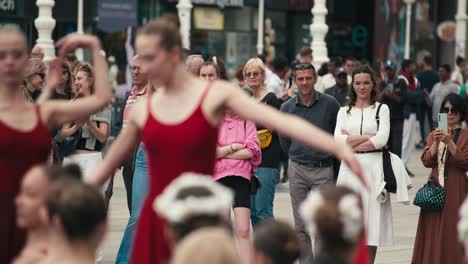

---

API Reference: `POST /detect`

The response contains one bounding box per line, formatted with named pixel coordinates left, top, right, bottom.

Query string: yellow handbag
left=257, top=129, right=273, bottom=149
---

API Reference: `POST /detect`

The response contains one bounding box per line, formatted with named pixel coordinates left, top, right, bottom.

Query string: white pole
left=404, top=0, right=415, bottom=59
left=256, top=0, right=265, bottom=55
left=310, top=0, right=329, bottom=69
left=177, top=0, right=193, bottom=50
left=34, top=0, right=56, bottom=62
left=76, top=0, right=84, bottom=60
left=455, top=0, right=468, bottom=60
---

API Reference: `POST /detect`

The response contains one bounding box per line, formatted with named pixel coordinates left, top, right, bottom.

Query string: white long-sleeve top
left=334, top=103, right=390, bottom=150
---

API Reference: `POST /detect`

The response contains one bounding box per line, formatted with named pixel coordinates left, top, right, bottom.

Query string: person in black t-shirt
left=416, top=55, right=439, bottom=147
left=243, top=58, right=282, bottom=227
left=377, top=60, right=406, bottom=157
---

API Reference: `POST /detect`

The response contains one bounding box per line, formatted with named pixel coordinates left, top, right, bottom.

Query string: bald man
left=31, top=46, right=44, bottom=60
left=185, top=55, right=204, bottom=76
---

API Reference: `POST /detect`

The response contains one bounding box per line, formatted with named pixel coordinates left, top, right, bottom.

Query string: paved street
left=101, top=149, right=429, bottom=263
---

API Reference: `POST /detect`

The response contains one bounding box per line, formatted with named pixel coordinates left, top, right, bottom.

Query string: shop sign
left=192, top=0, right=243, bottom=8
left=0, top=0, right=15, bottom=14
left=194, top=7, right=224, bottom=30
left=97, top=0, right=137, bottom=33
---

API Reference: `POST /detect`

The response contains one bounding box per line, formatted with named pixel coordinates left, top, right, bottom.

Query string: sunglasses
left=244, top=71, right=261, bottom=79
left=440, top=107, right=458, bottom=114
left=293, top=63, right=314, bottom=71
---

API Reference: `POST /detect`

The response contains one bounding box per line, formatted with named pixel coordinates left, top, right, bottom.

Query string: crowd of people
left=1, top=13, right=468, bottom=264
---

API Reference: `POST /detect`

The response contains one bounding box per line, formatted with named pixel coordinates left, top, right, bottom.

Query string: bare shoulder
left=129, top=97, right=149, bottom=130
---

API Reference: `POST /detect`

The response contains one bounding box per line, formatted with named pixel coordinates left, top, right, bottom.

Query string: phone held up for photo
left=438, top=113, right=448, bottom=134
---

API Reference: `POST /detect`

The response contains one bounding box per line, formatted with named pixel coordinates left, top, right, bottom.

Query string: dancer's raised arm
left=41, top=34, right=112, bottom=127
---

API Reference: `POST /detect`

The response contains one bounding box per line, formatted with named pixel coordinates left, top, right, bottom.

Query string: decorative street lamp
left=455, top=0, right=467, bottom=60
left=403, top=0, right=416, bottom=59
left=310, top=0, right=329, bottom=69
left=256, top=0, right=265, bottom=55
left=34, top=0, right=56, bottom=62
left=177, top=0, right=193, bottom=50
left=76, top=0, right=84, bottom=60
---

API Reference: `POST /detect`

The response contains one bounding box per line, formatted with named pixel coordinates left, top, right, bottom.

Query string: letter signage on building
left=192, top=0, right=243, bottom=8
left=0, top=0, right=15, bottom=14
left=97, top=0, right=137, bottom=33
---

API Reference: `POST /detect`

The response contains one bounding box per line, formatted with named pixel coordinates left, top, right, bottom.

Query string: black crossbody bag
left=375, top=103, right=397, bottom=193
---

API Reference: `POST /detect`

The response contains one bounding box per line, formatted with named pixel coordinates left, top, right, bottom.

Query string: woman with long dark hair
left=334, top=65, right=393, bottom=263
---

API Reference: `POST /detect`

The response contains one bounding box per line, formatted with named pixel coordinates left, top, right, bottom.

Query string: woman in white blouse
left=334, top=65, right=391, bottom=264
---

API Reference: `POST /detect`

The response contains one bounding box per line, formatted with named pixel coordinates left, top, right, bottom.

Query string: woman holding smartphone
left=412, top=93, right=468, bottom=264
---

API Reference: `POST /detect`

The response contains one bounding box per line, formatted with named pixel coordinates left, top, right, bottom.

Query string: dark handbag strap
left=443, top=128, right=461, bottom=179
left=375, top=103, right=384, bottom=130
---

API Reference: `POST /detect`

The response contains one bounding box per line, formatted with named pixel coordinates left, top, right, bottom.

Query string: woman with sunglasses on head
left=203, top=59, right=262, bottom=263
left=243, top=57, right=282, bottom=227
left=23, top=58, right=46, bottom=102
left=412, top=93, right=468, bottom=264
left=89, top=16, right=364, bottom=264
left=0, top=26, right=112, bottom=264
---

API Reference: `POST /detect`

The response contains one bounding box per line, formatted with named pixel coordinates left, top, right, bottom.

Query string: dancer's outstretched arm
left=216, top=81, right=366, bottom=186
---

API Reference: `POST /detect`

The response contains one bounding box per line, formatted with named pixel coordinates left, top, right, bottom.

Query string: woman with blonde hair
left=23, top=58, right=46, bottom=101
left=243, top=57, right=282, bottom=226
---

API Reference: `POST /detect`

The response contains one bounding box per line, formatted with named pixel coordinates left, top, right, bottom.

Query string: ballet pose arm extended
left=40, top=34, right=112, bottom=128
left=216, top=81, right=366, bottom=186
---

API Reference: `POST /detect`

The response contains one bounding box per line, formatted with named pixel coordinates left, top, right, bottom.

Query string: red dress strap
left=198, top=81, right=213, bottom=106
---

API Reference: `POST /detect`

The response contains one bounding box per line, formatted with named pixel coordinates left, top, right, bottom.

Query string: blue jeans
left=250, top=167, right=279, bottom=226
left=116, top=144, right=149, bottom=264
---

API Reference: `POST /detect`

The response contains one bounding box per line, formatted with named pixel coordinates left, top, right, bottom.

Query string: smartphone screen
left=438, top=113, right=448, bottom=133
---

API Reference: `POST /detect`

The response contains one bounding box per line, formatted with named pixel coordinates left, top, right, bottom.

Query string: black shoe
left=406, top=167, right=415, bottom=177
left=281, top=174, right=288, bottom=183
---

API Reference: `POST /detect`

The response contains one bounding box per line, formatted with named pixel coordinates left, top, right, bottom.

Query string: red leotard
left=0, top=105, right=51, bottom=263
left=131, top=83, right=218, bottom=264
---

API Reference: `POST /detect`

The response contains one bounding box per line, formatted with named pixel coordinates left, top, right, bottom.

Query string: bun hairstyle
left=43, top=163, right=83, bottom=182
left=347, top=65, right=377, bottom=115
left=154, top=173, right=233, bottom=241
left=138, top=14, right=182, bottom=52
left=300, top=186, right=363, bottom=254
left=46, top=178, right=106, bottom=241
left=254, top=220, right=300, bottom=264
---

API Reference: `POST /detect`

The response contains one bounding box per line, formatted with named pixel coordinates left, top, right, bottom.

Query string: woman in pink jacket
left=214, top=113, right=261, bottom=264
left=201, top=60, right=261, bottom=263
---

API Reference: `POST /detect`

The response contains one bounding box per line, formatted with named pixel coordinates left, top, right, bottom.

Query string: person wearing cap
left=416, top=55, right=440, bottom=147
left=324, top=68, right=349, bottom=106
left=377, top=60, right=406, bottom=158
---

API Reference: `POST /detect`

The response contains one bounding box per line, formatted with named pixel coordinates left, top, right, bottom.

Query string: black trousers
left=122, top=149, right=137, bottom=213
left=388, top=119, right=404, bottom=157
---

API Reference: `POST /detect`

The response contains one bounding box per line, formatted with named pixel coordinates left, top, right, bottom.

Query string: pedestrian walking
left=279, top=62, right=340, bottom=263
